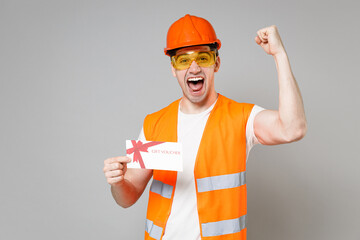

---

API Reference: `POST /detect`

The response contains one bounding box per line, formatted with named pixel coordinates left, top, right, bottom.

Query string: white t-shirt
left=138, top=101, right=265, bottom=240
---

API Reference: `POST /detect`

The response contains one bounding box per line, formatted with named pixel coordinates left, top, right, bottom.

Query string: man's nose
left=188, top=60, right=201, bottom=73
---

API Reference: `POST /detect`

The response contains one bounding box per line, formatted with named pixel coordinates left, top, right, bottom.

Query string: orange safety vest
left=143, top=94, right=254, bottom=240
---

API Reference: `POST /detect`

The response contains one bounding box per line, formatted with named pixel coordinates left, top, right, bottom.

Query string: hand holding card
left=126, top=140, right=183, bottom=171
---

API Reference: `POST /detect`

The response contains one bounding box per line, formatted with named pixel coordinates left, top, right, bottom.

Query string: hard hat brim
left=164, top=39, right=221, bottom=56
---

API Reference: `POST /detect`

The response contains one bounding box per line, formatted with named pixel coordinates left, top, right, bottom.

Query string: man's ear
left=171, top=64, right=177, bottom=77
left=214, top=56, right=221, bottom=72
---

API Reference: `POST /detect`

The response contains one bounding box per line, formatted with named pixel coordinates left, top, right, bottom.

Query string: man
left=103, top=14, right=307, bottom=240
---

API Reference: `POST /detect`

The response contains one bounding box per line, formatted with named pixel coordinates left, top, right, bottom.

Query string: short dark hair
left=167, top=43, right=219, bottom=58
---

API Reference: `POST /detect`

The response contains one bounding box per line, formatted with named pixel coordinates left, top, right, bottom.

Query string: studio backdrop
left=0, top=0, right=359, bottom=239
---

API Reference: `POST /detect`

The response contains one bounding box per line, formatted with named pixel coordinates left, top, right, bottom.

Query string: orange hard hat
left=164, top=14, right=221, bottom=56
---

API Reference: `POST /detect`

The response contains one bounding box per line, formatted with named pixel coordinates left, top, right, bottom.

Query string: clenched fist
left=255, top=25, right=286, bottom=56
left=103, top=156, right=131, bottom=185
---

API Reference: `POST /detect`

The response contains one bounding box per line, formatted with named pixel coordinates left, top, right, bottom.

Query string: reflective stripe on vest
left=197, top=171, right=246, bottom=193
left=145, top=219, right=163, bottom=240
left=201, top=214, right=247, bottom=237
left=150, top=179, right=173, bottom=199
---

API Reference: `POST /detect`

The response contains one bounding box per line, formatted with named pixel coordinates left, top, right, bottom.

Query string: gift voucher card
left=126, top=140, right=183, bottom=171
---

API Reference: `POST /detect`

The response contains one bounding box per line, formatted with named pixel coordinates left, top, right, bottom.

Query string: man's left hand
left=255, top=25, right=286, bottom=56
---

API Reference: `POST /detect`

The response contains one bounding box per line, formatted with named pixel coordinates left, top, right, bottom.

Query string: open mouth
left=187, top=77, right=204, bottom=92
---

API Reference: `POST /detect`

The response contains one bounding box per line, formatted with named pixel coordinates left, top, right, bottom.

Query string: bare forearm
left=274, top=50, right=307, bottom=140
left=111, top=179, right=141, bottom=208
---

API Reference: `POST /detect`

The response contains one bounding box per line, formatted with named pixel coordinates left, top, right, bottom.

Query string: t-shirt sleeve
left=138, top=127, right=146, bottom=141
left=246, top=105, right=266, bottom=159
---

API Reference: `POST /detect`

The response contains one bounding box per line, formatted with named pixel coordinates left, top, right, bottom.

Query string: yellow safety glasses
left=171, top=51, right=216, bottom=70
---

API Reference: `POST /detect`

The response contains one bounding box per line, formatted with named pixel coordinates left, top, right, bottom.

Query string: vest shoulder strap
left=143, top=99, right=180, bottom=142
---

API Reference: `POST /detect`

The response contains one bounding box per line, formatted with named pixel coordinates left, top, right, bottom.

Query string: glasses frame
left=171, top=50, right=217, bottom=70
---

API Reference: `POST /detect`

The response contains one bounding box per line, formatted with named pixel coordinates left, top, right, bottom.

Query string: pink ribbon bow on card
left=126, top=140, right=164, bottom=168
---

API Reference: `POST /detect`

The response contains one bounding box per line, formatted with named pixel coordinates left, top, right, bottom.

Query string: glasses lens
left=172, top=51, right=216, bottom=70
left=196, top=52, right=215, bottom=67
left=174, top=55, right=192, bottom=70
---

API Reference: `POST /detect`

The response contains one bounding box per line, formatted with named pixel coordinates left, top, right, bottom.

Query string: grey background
left=1, top=0, right=359, bottom=239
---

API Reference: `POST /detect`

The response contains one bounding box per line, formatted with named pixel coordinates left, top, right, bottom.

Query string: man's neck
left=180, top=92, right=218, bottom=114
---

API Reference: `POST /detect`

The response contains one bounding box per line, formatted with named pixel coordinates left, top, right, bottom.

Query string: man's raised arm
left=253, top=25, right=307, bottom=145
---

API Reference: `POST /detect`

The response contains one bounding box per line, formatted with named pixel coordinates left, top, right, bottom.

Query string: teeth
left=188, top=77, right=203, bottom=82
